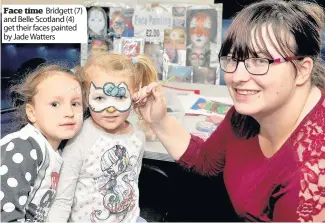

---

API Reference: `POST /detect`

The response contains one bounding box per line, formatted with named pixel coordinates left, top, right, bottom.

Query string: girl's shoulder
left=1, top=124, right=45, bottom=166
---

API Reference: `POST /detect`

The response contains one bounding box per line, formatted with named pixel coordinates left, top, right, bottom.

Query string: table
left=136, top=83, right=231, bottom=162
left=135, top=83, right=238, bottom=222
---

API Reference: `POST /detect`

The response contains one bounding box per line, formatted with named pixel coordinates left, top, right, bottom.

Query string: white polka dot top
left=0, top=124, right=63, bottom=222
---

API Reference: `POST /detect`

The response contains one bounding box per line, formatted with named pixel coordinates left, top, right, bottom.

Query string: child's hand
left=133, top=82, right=167, bottom=124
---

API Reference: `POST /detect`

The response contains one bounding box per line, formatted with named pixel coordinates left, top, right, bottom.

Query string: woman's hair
left=87, top=7, right=107, bottom=37
left=10, top=64, right=83, bottom=129
left=218, top=0, right=325, bottom=139
left=81, top=53, right=158, bottom=90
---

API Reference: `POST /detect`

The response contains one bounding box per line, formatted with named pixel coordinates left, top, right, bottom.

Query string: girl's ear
left=25, top=103, right=36, bottom=123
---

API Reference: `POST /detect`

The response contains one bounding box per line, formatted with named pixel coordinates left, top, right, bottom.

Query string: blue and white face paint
left=88, top=81, right=132, bottom=113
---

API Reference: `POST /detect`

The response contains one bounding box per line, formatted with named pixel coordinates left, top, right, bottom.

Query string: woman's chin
left=233, top=103, right=260, bottom=116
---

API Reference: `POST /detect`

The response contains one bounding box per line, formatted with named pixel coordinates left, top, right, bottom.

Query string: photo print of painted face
left=193, top=67, right=217, bottom=85
left=164, top=28, right=186, bottom=50
left=167, top=65, right=192, bottom=83
left=109, top=8, right=135, bottom=38
left=88, top=81, right=132, bottom=113
left=88, top=38, right=112, bottom=59
left=144, top=43, right=164, bottom=80
left=172, top=7, right=186, bottom=27
left=87, top=6, right=109, bottom=38
left=186, top=9, right=218, bottom=48
left=187, top=47, right=210, bottom=67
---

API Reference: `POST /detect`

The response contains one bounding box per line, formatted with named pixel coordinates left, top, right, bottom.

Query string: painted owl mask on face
left=88, top=82, right=132, bottom=113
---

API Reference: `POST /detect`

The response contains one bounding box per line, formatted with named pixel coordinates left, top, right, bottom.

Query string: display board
left=81, top=1, right=223, bottom=85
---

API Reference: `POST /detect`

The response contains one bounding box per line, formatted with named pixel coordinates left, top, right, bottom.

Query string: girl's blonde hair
left=81, top=53, right=158, bottom=90
left=80, top=53, right=158, bottom=140
left=10, top=64, right=82, bottom=129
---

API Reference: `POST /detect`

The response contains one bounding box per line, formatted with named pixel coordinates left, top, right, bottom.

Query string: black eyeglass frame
left=219, top=56, right=304, bottom=75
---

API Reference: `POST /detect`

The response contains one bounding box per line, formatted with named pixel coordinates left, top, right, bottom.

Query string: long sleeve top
left=47, top=118, right=146, bottom=222
left=1, top=124, right=63, bottom=222
left=178, top=91, right=325, bottom=222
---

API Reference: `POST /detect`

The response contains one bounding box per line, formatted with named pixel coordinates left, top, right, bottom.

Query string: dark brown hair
left=219, top=0, right=325, bottom=138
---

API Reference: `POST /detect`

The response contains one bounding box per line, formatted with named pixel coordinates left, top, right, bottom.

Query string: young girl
left=47, top=53, right=158, bottom=222
left=87, top=6, right=108, bottom=38
left=0, top=65, right=84, bottom=222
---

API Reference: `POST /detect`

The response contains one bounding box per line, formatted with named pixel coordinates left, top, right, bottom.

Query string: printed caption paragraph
left=2, top=5, right=87, bottom=43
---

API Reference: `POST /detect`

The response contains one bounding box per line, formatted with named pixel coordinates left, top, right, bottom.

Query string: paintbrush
left=134, top=76, right=175, bottom=104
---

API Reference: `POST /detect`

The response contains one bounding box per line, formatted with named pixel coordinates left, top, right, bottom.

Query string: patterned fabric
left=0, top=124, right=62, bottom=222
left=47, top=118, right=146, bottom=223
left=292, top=99, right=325, bottom=222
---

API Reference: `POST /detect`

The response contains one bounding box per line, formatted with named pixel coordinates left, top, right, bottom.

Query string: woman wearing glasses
left=133, top=0, right=325, bottom=221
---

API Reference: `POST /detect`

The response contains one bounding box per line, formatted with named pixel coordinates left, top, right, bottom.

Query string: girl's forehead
left=37, top=73, right=81, bottom=94
left=87, top=69, right=134, bottom=86
left=90, top=10, right=102, bottom=17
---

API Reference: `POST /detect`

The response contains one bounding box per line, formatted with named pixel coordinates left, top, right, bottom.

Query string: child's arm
left=1, top=137, right=43, bottom=222
left=47, top=140, right=83, bottom=222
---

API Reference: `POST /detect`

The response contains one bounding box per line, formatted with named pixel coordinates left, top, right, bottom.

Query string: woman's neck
left=255, top=86, right=319, bottom=149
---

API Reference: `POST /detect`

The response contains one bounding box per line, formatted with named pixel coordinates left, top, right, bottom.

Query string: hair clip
left=131, top=57, right=138, bottom=64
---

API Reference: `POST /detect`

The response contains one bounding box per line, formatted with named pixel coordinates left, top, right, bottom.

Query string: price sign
left=146, top=29, right=160, bottom=38
left=133, top=4, right=173, bottom=42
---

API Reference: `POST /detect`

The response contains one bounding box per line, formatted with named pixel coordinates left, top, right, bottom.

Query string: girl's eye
left=51, top=102, right=59, bottom=107
left=95, top=96, right=104, bottom=101
left=117, top=96, right=126, bottom=100
left=72, top=102, right=81, bottom=107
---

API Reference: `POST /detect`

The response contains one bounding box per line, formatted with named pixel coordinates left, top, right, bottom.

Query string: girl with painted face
left=88, top=7, right=107, bottom=38
left=189, top=12, right=212, bottom=49
left=133, top=0, right=325, bottom=222
left=47, top=53, right=158, bottom=223
left=110, top=11, right=127, bottom=37
left=0, top=65, right=84, bottom=222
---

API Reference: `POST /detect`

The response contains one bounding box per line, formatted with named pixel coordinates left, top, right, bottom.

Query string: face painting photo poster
left=172, top=6, right=186, bottom=28
left=144, top=42, right=164, bottom=80
left=186, top=5, right=222, bottom=68
left=109, top=7, right=135, bottom=38
left=167, top=65, right=192, bottom=83
left=163, top=27, right=186, bottom=66
left=193, top=67, right=218, bottom=85
left=87, top=6, right=110, bottom=39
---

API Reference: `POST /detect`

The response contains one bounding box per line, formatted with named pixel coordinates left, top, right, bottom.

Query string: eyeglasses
left=191, top=53, right=206, bottom=60
left=219, top=56, right=304, bottom=75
